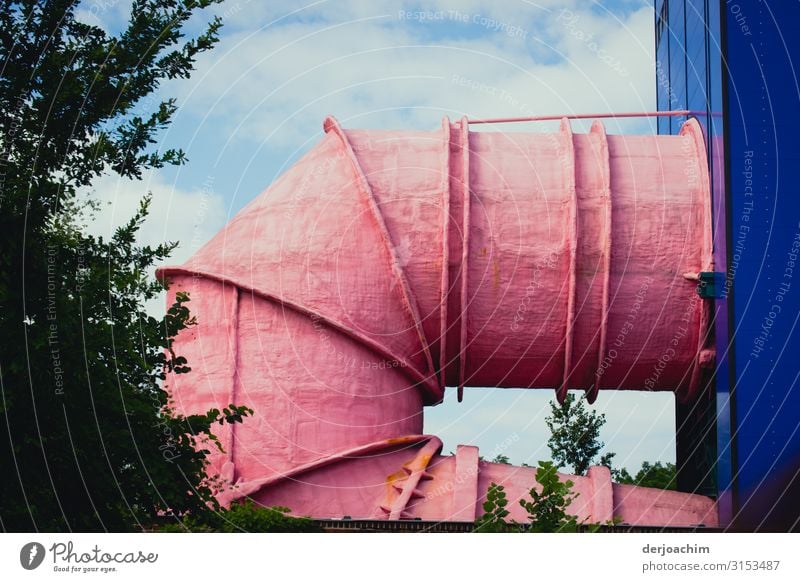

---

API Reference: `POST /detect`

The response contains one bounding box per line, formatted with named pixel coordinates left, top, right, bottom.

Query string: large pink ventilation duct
left=158, top=115, right=716, bottom=527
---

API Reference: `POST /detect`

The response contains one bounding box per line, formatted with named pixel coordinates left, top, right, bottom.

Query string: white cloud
left=210, top=0, right=583, bottom=33
left=83, top=170, right=228, bottom=315
left=75, top=0, right=134, bottom=33
left=166, top=1, right=656, bottom=154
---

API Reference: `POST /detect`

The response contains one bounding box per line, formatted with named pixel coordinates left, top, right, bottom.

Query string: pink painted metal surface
left=157, top=115, right=716, bottom=526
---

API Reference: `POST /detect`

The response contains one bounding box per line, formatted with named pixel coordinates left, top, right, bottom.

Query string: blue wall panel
left=723, top=0, right=800, bottom=530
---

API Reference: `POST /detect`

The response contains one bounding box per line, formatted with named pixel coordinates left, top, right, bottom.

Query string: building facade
left=656, top=0, right=800, bottom=530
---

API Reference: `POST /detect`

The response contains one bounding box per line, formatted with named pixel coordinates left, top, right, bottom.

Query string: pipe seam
left=457, top=117, right=471, bottom=402
left=438, top=118, right=451, bottom=389
left=158, top=267, right=444, bottom=402
left=324, top=116, right=438, bottom=390
left=557, top=118, right=578, bottom=405
left=221, top=434, right=435, bottom=505
left=589, top=120, right=612, bottom=404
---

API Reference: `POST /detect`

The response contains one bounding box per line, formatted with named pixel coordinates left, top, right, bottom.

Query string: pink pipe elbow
left=156, top=115, right=715, bottom=526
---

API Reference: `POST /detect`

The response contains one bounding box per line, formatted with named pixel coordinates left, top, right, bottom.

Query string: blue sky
left=83, top=0, right=675, bottom=472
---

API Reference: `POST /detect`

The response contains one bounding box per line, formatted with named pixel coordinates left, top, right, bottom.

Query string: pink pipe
left=157, top=115, right=715, bottom=525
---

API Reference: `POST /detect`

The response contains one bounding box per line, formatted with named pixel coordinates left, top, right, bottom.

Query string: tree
left=544, top=396, right=677, bottom=490
left=545, top=393, right=608, bottom=475
left=0, top=0, right=255, bottom=531
left=615, top=461, right=677, bottom=490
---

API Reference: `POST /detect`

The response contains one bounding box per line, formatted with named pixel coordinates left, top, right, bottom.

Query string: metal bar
left=388, top=437, right=442, bottom=520
left=467, top=110, right=693, bottom=125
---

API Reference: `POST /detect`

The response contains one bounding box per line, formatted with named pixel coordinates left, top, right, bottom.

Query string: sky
left=80, top=0, right=675, bottom=473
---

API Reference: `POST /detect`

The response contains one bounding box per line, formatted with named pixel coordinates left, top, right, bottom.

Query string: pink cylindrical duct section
left=444, top=117, right=712, bottom=403
left=161, top=115, right=711, bottom=410
left=332, top=115, right=711, bottom=403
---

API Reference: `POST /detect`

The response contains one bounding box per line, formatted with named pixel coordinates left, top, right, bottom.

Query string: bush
left=474, top=461, right=580, bottom=533
left=159, top=500, right=320, bottom=533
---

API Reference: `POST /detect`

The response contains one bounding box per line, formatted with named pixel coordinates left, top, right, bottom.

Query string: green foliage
left=614, top=461, right=677, bottom=490
left=598, top=453, right=677, bottom=490
left=0, top=1, right=254, bottom=531
left=492, top=453, right=511, bottom=465
left=599, top=451, right=617, bottom=470
left=599, top=452, right=634, bottom=483
left=1, top=197, right=254, bottom=530
left=609, top=465, right=634, bottom=483
left=474, top=461, right=581, bottom=533
left=545, top=393, right=608, bottom=475
left=634, top=462, right=677, bottom=489
left=473, top=483, right=513, bottom=533
left=519, top=461, right=580, bottom=533
left=160, top=500, right=321, bottom=533
left=584, top=515, right=624, bottom=532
